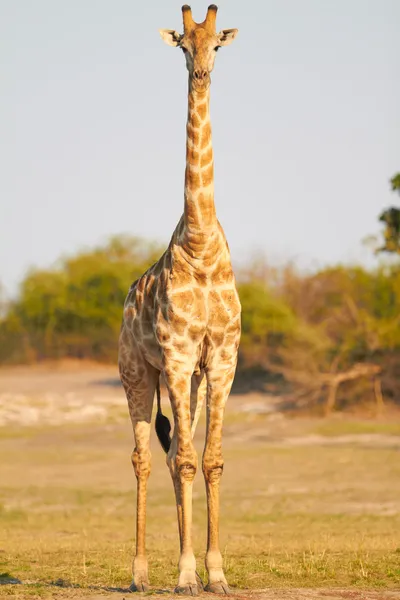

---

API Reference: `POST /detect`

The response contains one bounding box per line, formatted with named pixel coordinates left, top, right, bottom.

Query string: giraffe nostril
left=194, top=69, right=208, bottom=82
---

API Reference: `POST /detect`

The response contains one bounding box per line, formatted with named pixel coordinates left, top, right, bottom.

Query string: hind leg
left=119, top=327, right=159, bottom=592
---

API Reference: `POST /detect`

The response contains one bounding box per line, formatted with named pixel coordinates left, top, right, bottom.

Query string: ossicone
left=182, top=5, right=194, bottom=32
left=204, top=4, right=218, bottom=32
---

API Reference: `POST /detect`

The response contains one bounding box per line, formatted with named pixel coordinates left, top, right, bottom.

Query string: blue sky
left=1, top=0, right=399, bottom=295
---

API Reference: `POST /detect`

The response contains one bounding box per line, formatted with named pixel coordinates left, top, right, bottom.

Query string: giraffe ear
left=217, top=28, right=239, bottom=47
left=159, top=29, right=183, bottom=47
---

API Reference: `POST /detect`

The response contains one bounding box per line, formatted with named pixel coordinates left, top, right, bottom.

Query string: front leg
left=119, top=333, right=158, bottom=592
left=203, top=365, right=237, bottom=595
left=164, top=362, right=199, bottom=596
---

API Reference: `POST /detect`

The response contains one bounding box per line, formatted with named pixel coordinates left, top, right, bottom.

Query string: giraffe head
left=160, top=5, right=238, bottom=92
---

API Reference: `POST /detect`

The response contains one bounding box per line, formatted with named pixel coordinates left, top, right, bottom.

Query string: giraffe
left=118, top=5, right=240, bottom=595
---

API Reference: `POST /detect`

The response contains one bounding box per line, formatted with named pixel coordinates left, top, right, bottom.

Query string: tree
left=0, top=235, right=164, bottom=363
left=391, top=173, right=400, bottom=192
left=378, top=173, right=400, bottom=254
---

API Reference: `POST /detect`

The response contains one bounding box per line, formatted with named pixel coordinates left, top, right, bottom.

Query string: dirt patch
left=229, top=431, right=400, bottom=449
left=2, top=585, right=399, bottom=599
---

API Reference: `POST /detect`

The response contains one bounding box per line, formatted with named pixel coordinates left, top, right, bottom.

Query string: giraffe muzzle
left=192, top=69, right=211, bottom=91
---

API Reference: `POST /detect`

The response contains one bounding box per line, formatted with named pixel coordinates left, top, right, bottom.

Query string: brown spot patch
left=197, top=102, right=208, bottom=120
left=200, top=147, right=213, bottom=169
left=174, top=375, right=190, bottom=396
left=204, top=234, right=220, bottom=255
left=184, top=203, right=202, bottom=229
left=134, top=291, right=144, bottom=312
left=209, top=290, right=230, bottom=327
left=193, top=270, right=208, bottom=286
left=197, top=192, right=211, bottom=210
left=145, top=275, right=157, bottom=301
left=225, top=332, right=240, bottom=347
left=188, top=322, right=205, bottom=342
left=221, top=290, right=241, bottom=312
left=220, top=348, right=231, bottom=361
left=185, top=167, right=201, bottom=192
left=171, top=289, right=194, bottom=310
left=211, top=330, right=225, bottom=346
left=156, top=323, right=170, bottom=344
left=211, top=265, right=234, bottom=285
left=193, top=288, right=207, bottom=320
left=190, top=111, right=201, bottom=129
left=137, top=277, right=146, bottom=293
left=186, top=145, right=200, bottom=165
left=201, top=165, right=214, bottom=188
left=196, top=193, right=216, bottom=227
left=202, top=250, right=219, bottom=267
left=168, top=310, right=188, bottom=336
left=187, top=124, right=200, bottom=146
left=174, top=339, right=190, bottom=354
left=171, top=264, right=193, bottom=287
left=201, top=123, right=212, bottom=149
left=225, top=318, right=240, bottom=334
left=124, top=305, right=136, bottom=321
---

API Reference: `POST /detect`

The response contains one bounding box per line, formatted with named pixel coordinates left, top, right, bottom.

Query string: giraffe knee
left=202, top=454, right=224, bottom=484
left=176, top=443, right=198, bottom=483
left=131, top=448, right=151, bottom=479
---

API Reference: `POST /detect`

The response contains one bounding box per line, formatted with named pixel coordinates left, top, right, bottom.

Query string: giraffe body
left=121, top=216, right=240, bottom=376
left=118, top=5, right=240, bottom=594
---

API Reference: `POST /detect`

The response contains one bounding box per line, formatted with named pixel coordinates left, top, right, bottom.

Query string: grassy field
left=0, top=364, right=400, bottom=599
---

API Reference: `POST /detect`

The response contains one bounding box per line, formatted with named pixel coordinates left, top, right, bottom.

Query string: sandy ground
left=2, top=585, right=400, bottom=599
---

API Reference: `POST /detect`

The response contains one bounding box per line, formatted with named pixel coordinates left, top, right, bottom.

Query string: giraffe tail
left=155, top=379, right=171, bottom=453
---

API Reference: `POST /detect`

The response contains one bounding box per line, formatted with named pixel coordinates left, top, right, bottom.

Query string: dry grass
left=0, top=364, right=399, bottom=598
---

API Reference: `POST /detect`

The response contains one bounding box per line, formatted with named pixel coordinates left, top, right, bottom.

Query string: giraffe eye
left=181, top=46, right=188, bottom=53
left=214, top=46, right=220, bottom=52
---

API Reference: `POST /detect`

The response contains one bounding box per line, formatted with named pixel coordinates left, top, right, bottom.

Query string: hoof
left=174, top=583, right=199, bottom=595
left=205, top=581, right=231, bottom=595
left=129, top=580, right=149, bottom=593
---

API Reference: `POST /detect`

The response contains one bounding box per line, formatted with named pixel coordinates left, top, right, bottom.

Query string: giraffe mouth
left=191, top=77, right=211, bottom=92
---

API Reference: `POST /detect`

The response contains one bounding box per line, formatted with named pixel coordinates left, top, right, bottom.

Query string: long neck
left=184, top=86, right=216, bottom=236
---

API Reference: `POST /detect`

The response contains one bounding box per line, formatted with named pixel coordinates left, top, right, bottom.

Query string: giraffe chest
left=124, top=257, right=241, bottom=371
left=154, top=281, right=241, bottom=369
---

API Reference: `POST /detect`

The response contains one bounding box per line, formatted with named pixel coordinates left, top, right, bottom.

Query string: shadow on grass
left=6, top=578, right=174, bottom=596
left=90, top=364, right=288, bottom=396
left=90, top=377, right=123, bottom=388
left=0, top=572, right=22, bottom=585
